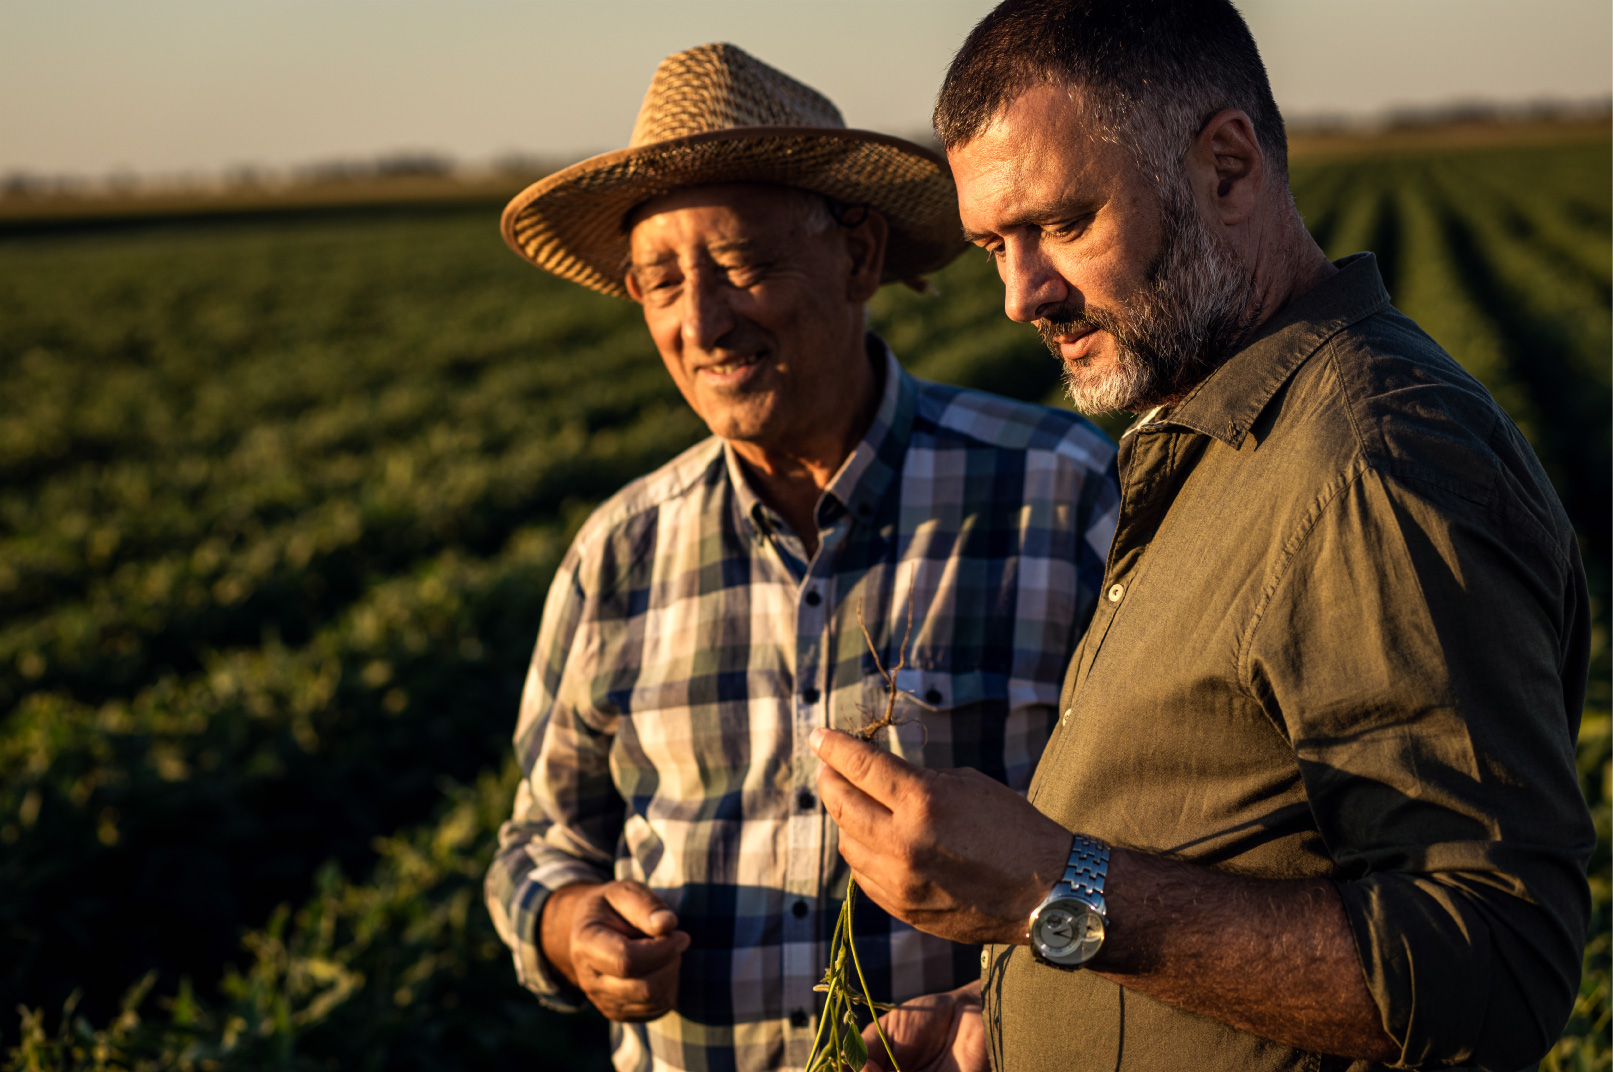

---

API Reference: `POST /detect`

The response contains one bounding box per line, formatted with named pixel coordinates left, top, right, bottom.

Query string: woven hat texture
left=502, top=42, right=964, bottom=298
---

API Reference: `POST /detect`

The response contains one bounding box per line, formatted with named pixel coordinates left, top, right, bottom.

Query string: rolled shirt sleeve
left=1245, top=454, right=1595, bottom=1069
left=484, top=551, right=618, bottom=1011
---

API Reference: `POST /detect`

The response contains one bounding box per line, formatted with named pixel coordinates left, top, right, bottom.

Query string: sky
left=1, top=0, right=1609, bottom=179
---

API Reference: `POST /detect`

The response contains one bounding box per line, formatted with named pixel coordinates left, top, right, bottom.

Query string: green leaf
left=842, top=1019, right=868, bottom=1069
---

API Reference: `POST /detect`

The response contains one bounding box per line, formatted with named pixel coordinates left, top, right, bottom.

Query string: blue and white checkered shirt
left=486, top=339, right=1118, bottom=1072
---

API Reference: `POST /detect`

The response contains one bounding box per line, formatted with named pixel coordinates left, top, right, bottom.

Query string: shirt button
left=798, top=789, right=816, bottom=810
left=1061, top=707, right=1072, bottom=726
left=980, top=948, right=990, bottom=968
left=924, top=687, right=943, bottom=705
left=792, top=899, right=809, bottom=919
left=803, top=687, right=821, bottom=704
left=804, top=589, right=822, bottom=606
left=790, top=1009, right=810, bottom=1029
left=1107, top=583, right=1125, bottom=602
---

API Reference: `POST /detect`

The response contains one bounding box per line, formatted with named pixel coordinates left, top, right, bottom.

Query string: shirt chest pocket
left=858, top=668, right=1012, bottom=772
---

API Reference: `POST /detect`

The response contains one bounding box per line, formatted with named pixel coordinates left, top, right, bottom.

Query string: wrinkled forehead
left=948, top=85, right=1151, bottom=231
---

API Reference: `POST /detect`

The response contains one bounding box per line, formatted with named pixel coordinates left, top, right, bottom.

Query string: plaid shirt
left=486, top=340, right=1118, bottom=1072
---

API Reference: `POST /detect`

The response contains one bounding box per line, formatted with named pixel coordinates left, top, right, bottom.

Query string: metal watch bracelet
left=1052, top=832, right=1110, bottom=915
left=1026, top=831, right=1111, bottom=969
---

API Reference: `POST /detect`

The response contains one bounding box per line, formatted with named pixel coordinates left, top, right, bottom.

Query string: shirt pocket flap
left=891, top=668, right=1009, bottom=711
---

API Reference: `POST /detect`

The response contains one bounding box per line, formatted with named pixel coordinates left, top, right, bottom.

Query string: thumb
left=603, top=881, right=680, bottom=938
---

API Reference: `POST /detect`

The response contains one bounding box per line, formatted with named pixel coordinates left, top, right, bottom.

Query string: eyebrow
left=630, top=239, right=771, bottom=271
left=961, top=196, right=1104, bottom=244
left=706, top=239, right=769, bottom=257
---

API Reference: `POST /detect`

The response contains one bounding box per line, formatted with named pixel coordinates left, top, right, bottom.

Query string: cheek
left=642, top=312, right=685, bottom=365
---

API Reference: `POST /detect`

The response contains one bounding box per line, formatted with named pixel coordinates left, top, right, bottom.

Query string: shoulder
left=910, top=377, right=1117, bottom=473
left=1311, top=307, right=1571, bottom=544
left=563, top=435, right=726, bottom=576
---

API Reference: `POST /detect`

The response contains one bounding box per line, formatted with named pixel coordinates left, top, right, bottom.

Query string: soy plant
left=804, top=602, right=915, bottom=1072
left=806, top=880, right=898, bottom=1072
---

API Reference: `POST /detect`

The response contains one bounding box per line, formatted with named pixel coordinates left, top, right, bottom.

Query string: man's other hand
left=861, top=981, right=987, bottom=1072
left=811, top=726, right=1070, bottom=947
left=542, top=880, right=690, bottom=1022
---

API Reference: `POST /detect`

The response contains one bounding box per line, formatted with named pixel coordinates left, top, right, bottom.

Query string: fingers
left=816, top=760, right=896, bottom=852
left=571, top=880, right=689, bottom=1021
left=577, top=949, right=682, bottom=1022
left=860, top=990, right=961, bottom=1072
left=574, top=911, right=689, bottom=979
left=810, top=727, right=926, bottom=808
left=601, top=879, right=680, bottom=937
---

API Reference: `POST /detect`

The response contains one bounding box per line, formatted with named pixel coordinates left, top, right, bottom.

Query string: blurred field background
left=0, top=121, right=1608, bottom=1070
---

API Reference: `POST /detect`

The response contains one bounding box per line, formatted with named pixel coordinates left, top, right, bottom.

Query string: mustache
left=1034, top=304, right=1122, bottom=355
left=1035, top=308, right=1090, bottom=342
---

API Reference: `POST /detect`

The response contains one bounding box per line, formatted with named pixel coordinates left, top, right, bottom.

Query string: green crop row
left=3, top=763, right=613, bottom=1072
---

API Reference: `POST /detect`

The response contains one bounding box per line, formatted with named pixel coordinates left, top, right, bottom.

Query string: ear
left=842, top=208, right=890, bottom=303
left=623, top=267, right=645, bottom=304
left=1185, top=109, right=1264, bottom=229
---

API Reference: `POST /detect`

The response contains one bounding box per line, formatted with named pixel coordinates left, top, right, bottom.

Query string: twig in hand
left=851, top=594, right=916, bottom=742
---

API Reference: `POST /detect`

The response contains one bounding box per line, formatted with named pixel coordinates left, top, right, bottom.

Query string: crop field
left=0, top=131, right=1608, bottom=1070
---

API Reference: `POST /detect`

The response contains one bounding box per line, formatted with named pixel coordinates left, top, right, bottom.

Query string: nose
left=1000, top=241, right=1070, bottom=324
left=680, top=274, right=736, bottom=352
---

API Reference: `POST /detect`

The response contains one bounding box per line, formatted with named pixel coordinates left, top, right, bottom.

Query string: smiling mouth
left=698, top=352, right=764, bottom=377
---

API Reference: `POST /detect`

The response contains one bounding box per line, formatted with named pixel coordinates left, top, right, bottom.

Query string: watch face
left=1033, top=901, right=1105, bottom=966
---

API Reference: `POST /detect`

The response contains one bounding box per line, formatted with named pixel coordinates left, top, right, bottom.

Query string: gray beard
left=1038, top=182, right=1260, bottom=415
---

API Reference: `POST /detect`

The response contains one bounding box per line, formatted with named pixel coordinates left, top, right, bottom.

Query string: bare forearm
left=1090, top=848, right=1398, bottom=1063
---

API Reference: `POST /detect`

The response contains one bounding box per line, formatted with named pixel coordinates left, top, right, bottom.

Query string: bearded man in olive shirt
left=811, top=2, right=1596, bottom=1071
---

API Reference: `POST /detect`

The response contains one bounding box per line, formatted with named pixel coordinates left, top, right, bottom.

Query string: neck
left=1243, top=200, right=1339, bottom=334
left=731, top=346, right=883, bottom=559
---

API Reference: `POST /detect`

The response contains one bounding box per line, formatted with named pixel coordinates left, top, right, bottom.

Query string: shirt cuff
left=519, top=883, right=591, bottom=1013
left=501, top=863, right=610, bottom=1012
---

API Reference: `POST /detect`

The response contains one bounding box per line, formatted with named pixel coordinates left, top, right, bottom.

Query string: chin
left=699, top=403, right=775, bottom=445
left=1061, top=364, right=1151, bottom=416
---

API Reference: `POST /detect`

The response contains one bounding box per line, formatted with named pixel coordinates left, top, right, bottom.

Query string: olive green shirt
left=983, top=255, right=1594, bottom=1072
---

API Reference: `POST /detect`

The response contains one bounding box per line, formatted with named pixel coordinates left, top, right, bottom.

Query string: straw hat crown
left=501, top=42, right=965, bottom=299
left=630, top=43, right=844, bottom=145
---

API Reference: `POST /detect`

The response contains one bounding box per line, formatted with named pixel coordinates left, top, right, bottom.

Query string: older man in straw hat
left=483, top=42, right=1119, bottom=1072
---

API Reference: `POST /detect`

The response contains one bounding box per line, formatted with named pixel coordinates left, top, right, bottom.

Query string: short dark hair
left=934, top=0, right=1287, bottom=184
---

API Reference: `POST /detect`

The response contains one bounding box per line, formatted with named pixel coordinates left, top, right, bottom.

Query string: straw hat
left=501, top=42, right=965, bottom=299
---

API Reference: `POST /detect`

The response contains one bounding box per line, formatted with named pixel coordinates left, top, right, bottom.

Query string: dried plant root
left=851, top=595, right=917, bottom=742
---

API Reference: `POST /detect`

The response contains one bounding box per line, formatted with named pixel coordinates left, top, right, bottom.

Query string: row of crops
left=0, top=133, right=1608, bottom=1070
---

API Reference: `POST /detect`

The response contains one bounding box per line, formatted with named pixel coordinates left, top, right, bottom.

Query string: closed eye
left=1046, top=214, right=1094, bottom=240
left=717, top=261, right=771, bottom=286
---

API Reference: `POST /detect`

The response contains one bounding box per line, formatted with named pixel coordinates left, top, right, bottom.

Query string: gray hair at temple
left=933, top=0, right=1289, bottom=194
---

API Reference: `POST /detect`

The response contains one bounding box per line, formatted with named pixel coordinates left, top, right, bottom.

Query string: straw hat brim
left=501, top=127, right=965, bottom=299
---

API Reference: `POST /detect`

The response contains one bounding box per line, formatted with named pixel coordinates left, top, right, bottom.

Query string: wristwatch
left=1027, top=832, right=1110, bottom=969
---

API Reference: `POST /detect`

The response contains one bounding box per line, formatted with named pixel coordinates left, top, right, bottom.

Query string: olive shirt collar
left=1127, top=252, right=1391, bottom=451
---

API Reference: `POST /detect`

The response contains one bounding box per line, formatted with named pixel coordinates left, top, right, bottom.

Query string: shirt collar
left=1141, top=252, right=1391, bottom=448
left=725, top=334, right=914, bottom=537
